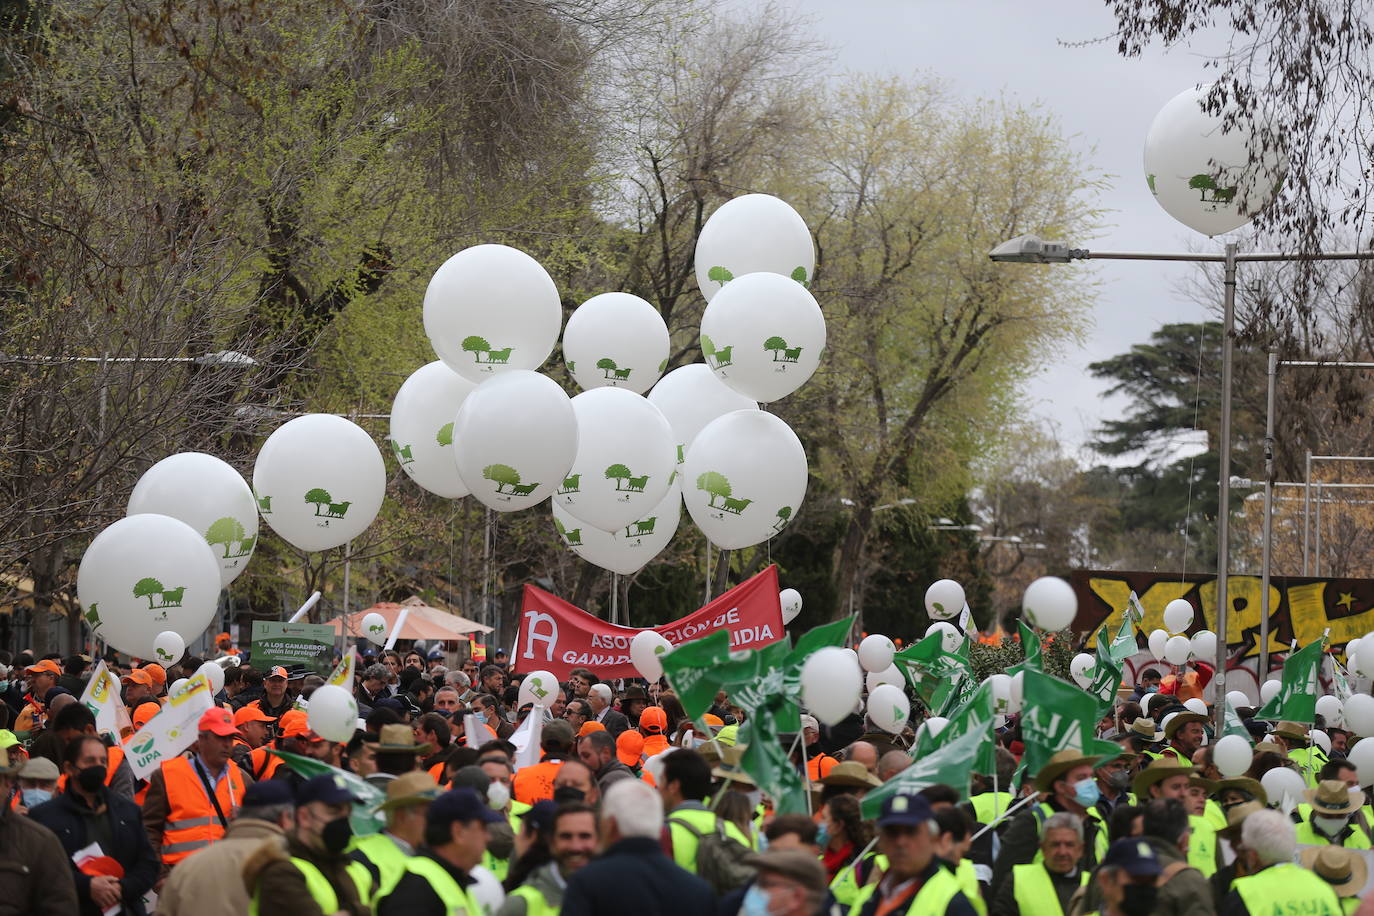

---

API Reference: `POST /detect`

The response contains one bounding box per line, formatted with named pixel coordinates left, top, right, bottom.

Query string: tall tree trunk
left=712, top=549, right=732, bottom=597
left=832, top=506, right=873, bottom=621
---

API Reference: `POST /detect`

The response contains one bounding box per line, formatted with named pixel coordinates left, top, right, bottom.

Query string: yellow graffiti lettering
left=1085, top=578, right=1193, bottom=647
left=1198, top=576, right=1286, bottom=657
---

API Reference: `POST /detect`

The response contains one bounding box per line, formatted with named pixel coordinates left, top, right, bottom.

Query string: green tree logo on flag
left=1019, top=670, right=1121, bottom=781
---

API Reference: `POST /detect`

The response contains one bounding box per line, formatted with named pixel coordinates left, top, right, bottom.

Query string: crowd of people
left=0, top=643, right=1371, bottom=916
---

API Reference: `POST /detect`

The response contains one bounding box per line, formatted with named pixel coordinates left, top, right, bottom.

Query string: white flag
left=325, top=652, right=355, bottom=690
left=124, top=675, right=215, bottom=779
left=79, top=660, right=125, bottom=742
left=511, top=705, right=544, bottom=771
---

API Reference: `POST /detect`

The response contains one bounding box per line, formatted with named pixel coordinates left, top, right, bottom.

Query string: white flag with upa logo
left=125, top=674, right=215, bottom=779
left=79, top=660, right=128, bottom=742
left=511, top=705, right=544, bottom=771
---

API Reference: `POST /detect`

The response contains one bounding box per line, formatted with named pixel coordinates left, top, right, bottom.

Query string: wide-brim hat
left=366, top=723, right=433, bottom=755
left=1034, top=749, right=1101, bottom=793
left=377, top=771, right=441, bottom=811
left=1129, top=718, right=1164, bottom=742
left=1273, top=721, right=1310, bottom=743
left=821, top=760, right=881, bottom=789
left=1302, top=846, right=1368, bottom=896
left=1188, top=774, right=1218, bottom=795
left=1218, top=800, right=1264, bottom=841
left=1163, top=711, right=1209, bottom=740
left=1215, top=777, right=1267, bottom=806
left=1132, top=756, right=1197, bottom=799
left=711, top=746, right=756, bottom=788
left=1305, top=779, right=1363, bottom=816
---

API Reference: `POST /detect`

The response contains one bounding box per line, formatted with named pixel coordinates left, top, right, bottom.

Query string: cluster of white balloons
left=1136, top=598, right=1218, bottom=667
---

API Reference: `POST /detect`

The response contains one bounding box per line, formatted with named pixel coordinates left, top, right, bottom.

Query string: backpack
left=668, top=813, right=756, bottom=894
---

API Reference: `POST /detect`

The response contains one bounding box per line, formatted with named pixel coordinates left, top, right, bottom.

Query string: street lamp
left=991, top=234, right=1374, bottom=728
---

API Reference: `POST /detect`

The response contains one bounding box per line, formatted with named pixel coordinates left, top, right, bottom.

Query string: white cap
left=799, top=714, right=819, bottom=734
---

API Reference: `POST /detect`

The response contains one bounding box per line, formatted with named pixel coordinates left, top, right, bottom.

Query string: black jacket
left=29, top=785, right=159, bottom=916
left=375, top=848, right=476, bottom=916
left=561, top=836, right=715, bottom=916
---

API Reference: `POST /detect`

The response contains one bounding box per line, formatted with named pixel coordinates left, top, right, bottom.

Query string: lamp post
left=991, top=235, right=1374, bottom=730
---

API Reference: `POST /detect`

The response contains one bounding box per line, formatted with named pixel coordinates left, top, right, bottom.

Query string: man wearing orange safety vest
left=800, top=714, right=839, bottom=781
left=231, top=704, right=276, bottom=779
left=513, top=719, right=575, bottom=804
left=142, top=707, right=251, bottom=873
left=248, top=709, right=315, bottom=783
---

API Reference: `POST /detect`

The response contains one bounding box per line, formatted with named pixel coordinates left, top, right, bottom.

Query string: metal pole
left=1304, top=452, right=1312, bottom=575
left=1315, top=483, right=1323, bottom=577
left=611, top=573, right=619, bottom=626
left=1213, top=242, right=1237, bottom=732
left=1260, top=351, right=1276, bottom=682
left=342, top=540, right=351, bottom=617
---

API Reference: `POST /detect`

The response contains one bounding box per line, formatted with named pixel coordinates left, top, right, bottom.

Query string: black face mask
left=552, top=786, right=586, bottom=804
left=76, top=766, right=107, bottom=793
left=1121, top=883, right=1158, bottom=916
left=320, top=814, right=353, bottom=855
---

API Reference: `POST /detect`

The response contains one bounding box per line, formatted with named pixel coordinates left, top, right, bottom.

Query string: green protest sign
left=251, top=620, right=336, bottom=676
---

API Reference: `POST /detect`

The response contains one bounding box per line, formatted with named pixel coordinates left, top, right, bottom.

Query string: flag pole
left=970, top=790, right=1039, bottom=840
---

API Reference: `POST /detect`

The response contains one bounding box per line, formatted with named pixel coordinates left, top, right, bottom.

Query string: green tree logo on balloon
left=483, top=464, right=537, bottom=498
left=304, top=488, right=351, bottom=519
left=83, top=602, right=102, bottom=632
left=790, top=266, right=810, bottom=288
left=697, top=471, right=752, bottom=515
left=436, top=423, right=454, bottom=447
left=708, top=266, right=734, bottom=285
left=701, top=334, right=733, bottom=370
left=255, top=492, right=272, bottom=514
left=391, top=441, right=415, bottom=464
left=132, top=578, right=187, bottom=617
left=205, top=516, right=254, bottom=558
left=461, top=335, right=513, bottom=366
left=772, top=506, right=792, bottom=533
left=763, top=336, right=803, bottom=364
left=368, top=622, right=386, bottom=637
left=155, top=645, right=177, bottom=663
left=1188, top=172, right=1238, bottom=205
left=595, top=357, right=633, bottom=381
left=605, top=464, right=649, bottom=494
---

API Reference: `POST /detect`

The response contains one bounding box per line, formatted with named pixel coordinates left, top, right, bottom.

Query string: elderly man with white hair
left=559, top=779, right=714, bottom=916
left=1221, top=808, right=1342, bottom=916
left=586, top=683, right=629, bottom=737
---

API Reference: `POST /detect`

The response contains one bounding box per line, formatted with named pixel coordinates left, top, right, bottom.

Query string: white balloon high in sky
left=563, top=293, right=670, bottom=395
left=127, top=452, right=259, bottom=587
left=694, top=194, right=815, bottom=301
left=423, top=244, right=562, bottom=383
left=389, top=361, right=477, bottom=499
left=699, top=272, right=826, bottom=403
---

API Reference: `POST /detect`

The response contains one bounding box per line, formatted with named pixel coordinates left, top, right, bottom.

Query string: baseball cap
left=142, top=663, right=166, bottom=687
left=132, top=702, right=160, bottom=730
left=640, top=707, right=668, bottom=735
left=798, top=714, right=819, bottom=733
left=703, top=714, right=724, bottom=729
left=216, top=632, right=232, bottom=643
left=266, top=666, right=289, bottom=680
left=745, top=849, right=827, bottom=894
left=427, top=787, right=504, bottom=828
left=578, top=721, right=607, bottom=738
left=617, top=730, right=645, bottom=766
left=243, top=780, right=294, bottom=808
left=121, top=669, right=154, bottom=688
left=1101, top=837, right=1163, bottom=877
left=427, top=648, right=444, bottom=660
left=234, top=705, right=276, bottom=727
left=25, top=659, right=61, bottom=677
left=521, top=799, right=558, bottom=834
left=198, top=707, right=241, bottom=737
left=877, top=792, right=935, bottom=829
left=297, top=773, right=361, bottom=806
left=279, top=710, right=318, bottom=740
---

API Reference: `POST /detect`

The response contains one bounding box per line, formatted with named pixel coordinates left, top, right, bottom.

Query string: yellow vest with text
left=250, top=857, right=372, bottom=916
left=1188, top=814, right=1218, bottom=877
left=1234, top=863, right=1342, bottom=916
left=1011, top=863, right=1088, bottom=916
left=847, top=866, right=966, bottom=916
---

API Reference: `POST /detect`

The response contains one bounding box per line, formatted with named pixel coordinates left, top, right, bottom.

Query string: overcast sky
left=764, top=0, right=1235, bottom=461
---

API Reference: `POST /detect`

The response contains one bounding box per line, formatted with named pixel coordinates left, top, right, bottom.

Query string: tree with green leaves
left=484, top=464, right=521, bottom=493
left=133, top=578, right=165, bottom=609
left=605, top=463, right=633, bottom=490
left=205, top=517, right=246, bottom=559
left=304, top=488, right=334, bottom=516
left=462, top=336, right=491, bottom=361
left=763, top=336, right=788, bottom=361
left=696, top=471, right=732, bottom=508
left=596, top=357, right=619, bottom=378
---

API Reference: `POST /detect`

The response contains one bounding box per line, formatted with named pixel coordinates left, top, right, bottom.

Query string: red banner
left=512, top=566, right=784, bottom=680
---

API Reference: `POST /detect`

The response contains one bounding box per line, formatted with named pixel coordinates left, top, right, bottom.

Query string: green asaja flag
left=915, top=680, right=996, bottom=774
left=1223, top=699, right=1251, bottom=742
left=1019, top=670, right=1121, bottom=782
left=272, top=750, right=385, bottom=836
left=660, top=630, right=737, bottom=720
left=1008, top=620, right=1043, bottom=676
left=1255, top=639, right=1324, bottom=722
left=739, top=695, right=810, bottom=815
left=861, top=723, right=987, bottom=819
left=727, top=640, right=797, bottom=731
left=1089, top=625, right=1125, bottom=715
left=1104, top=615, right=1139, bottom=666
left=893, top=632, right=973, bottom=714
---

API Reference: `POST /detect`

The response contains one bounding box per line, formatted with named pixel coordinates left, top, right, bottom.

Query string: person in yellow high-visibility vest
left=1089, top=837, right=1164, bottom=916
left=990, top=812, right=1088, bottom=916
left=1300, top=846, right=1367, bottom=915
left=846, top=791, right=978, bottom=916
left=1294, top=780, right=1372, bottom=850
left=374, top=786, right=504, bottom=916
left=1221, top=808, right=1342, bottom=916
left=348, top=770, right=439, bottom=897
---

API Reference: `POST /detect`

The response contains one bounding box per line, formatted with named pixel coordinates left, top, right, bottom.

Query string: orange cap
left=216, top=633, right=232, bottom=643
left=703, top=714, right=724, bottom=728
left=640, top=706, right=668, bottom=735
left=577, top=721, right=607, bottom=737
left=142, top=664, right=166, bottom=687
left=617, top=730, right=645, bottom=766
left=234, top=705, right=276, bottom=727
left=25, top=659, right=61, bottom=677
left=121, top=669, right=154, bottom=688
left=279, top=709, right=318, bottom=740
left=198, top=707, right=240, bottom=737
left=132, top=703, right=160, bottom=730
left=266, top=666, right=289, bottom=680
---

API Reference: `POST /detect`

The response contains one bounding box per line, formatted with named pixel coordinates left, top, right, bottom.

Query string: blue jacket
left=29, top=785, right=159, bottom=916
left=561, top=836, right=715, bottom=916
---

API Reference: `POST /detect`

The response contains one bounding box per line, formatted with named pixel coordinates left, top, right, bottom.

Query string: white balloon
left=77, top=514, right=222, bottom=660
left=1347, top=738, right=1374, bottom=785
left=629, top=630, right=673, bottom=682
left=1311, top=729, right=1332, bottom=754
left=1345, top=694, right=1374, bottom=737
left=152, top=631, right=185, bottom=666
left=1316, top=695, right=1344, bottom=728
left=1148, top=629, right=1169, bottom=661
left=1226, top=690, right=1251, bottom=711
left=779, top=589, right=803, bottom=625
left=926, top=621, right=963, bottom=654
left=1164, top=635, right=1192, bottom=666
left=694, top=194, right=815, bottom=302
left=253, top=414, right=386, bottom=552
left=389, top=361, right=477, bottom=499
left=858, top=635, right=896, bottom=673
left=128, top=453, right=259, bottom=588
left=452, top=371, right=578, bottom=513
left=361, top=612, right=388, bottom=646
left=682, top=410, right=807, bottom=549
left=1260, top=767, right=1308, bottom=812
left=553, top=483, right=681, bottom=576
left=169, top=677, right=189, bottom=695
left=555, top=388, right=677, bottom=531
left=1163, top=598, right=1194, bottom=635
left=423, top=244, right=562, bottom=383
left=518, top=670, right=559, bottom=708
left=866, top=665, right=904, bottom=693
left=647, top=365, right=758, bottom=465
left=196, top=661, right=225, bottom=695
left=1213, top=734, right=1253, bottom=778
left=1184, top=698, right=1209, bottom=717
left=699, top=272, right=825, bottom=403
left=1348, top=638, right=1364, bottom=676
left=1022, top=577, right=1077, bottom=631
left=919, top=716, right=949, bottom=741
left=1191, top=630, right=1217, bottom=661
left=868, top=684, right=910, bottom=734
left=307, top=684, right=358, bottom=742
left=1141, top=693, right=1160, bottom=718
left=801, top=647, right=863, bottom=726
left=982, top=673, right=1011, bottom=716
left=1009, top=671, right=1025, bottom=714
left=563, top=293, right=669, bottom=395
left=1069, top=653, right=1096, bottom=689
left=1260, top=678, right=1282, bottom=705
left=1355, top=637, right=1374, bottom=686
left=925, top=580, right=965, bottom=622
left=1143, top=85, right=1286, bottom=237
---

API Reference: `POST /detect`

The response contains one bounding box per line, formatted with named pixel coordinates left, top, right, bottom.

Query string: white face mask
left=487, top=781, right=511, bottom=811
left=1314, top=815, right=1350, bottom=836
